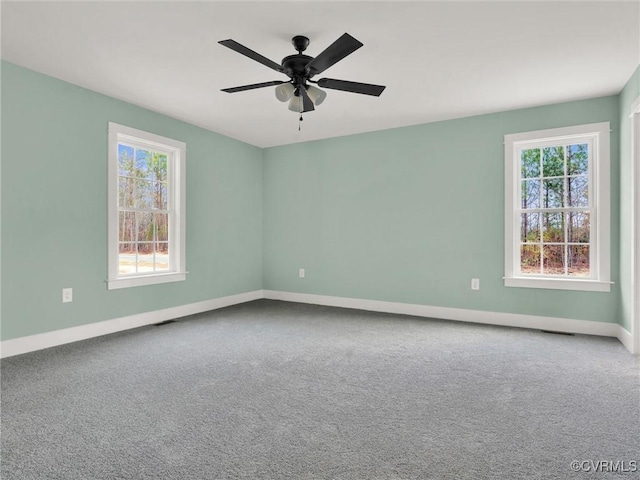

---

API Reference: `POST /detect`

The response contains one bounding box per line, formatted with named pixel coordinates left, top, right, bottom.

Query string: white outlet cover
left=62, top=288, right=73, bottom=303
left=299, top=268, right=305, bottom=278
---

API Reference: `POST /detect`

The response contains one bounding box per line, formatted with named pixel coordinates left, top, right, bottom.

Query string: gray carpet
left=1, top=299, right=639, bottom=480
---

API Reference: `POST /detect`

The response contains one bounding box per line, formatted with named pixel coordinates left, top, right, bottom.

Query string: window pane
left=149, top=154, right=168, bottom=182
left=567, top=143, right=588, bottom=175
left=118, top=211, right=136, bottom=242
left=542, top=146, right=564, bottom=177
left=520, top=213, right=540, bottom=242
left=152, top=181, right=167, bottom=210
left=543, top=212, right=564, bottom=243
left=136, top=243, right=154, bottom=272
left=136, top=212, right=154, bottom=242
left=155, top=242, right=170, bottom=271
left=568, top=212, right=590, bottom=243
left=520, top=244, right=541, bottom=274
left=155, top=241, right=169, bottom=254
left=521, top=148, right=540, bottom=178
left=568, top=245, right=590, bottom=277
left=567, top=175, right=588, bottom=207
left=118, top=144, right=135, bottom=176
left=521, top=179, right=540, bottom=209
left=155, top=213, right=169, bottom=242
left=118, top=243, right=137, bottom=274
left=542, top=178, right=564, bottom=208
left=133, top=179, right=153, bottom=210
left=542, top=245, right=565, bottom=275
left=118, top=176, right=134, bottom=208
left=135, top=149, right=153, bottom=179
left=137, top=242, right=153, bottom=255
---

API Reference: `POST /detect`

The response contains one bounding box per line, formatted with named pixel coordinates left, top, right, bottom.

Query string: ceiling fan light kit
left=306, top=85, right=327, bottom=106
left=275, top=83, right=295, bottom=102
left=219, top=33, right=385, bottom=123
left=279, top=84, right=326, bottom=112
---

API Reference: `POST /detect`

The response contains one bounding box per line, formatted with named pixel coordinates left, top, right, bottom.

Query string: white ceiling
left=2, top=1, right=639, bottom=148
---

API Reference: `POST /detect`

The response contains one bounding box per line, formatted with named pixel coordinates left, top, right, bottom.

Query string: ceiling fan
left=219, top=33, right=386, bottom=115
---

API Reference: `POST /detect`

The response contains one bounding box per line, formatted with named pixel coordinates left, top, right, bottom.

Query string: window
left=108, top=123, right=186, bottom=289
left=504, top=122, right=610, bottom=292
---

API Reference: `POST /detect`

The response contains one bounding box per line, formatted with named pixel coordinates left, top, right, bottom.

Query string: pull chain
left=298, top=89, right=304, bottom=131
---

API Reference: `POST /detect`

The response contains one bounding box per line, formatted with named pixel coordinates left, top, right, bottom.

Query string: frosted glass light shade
left=306, top=85, right=327, bottom=106
left=288, top=95, right=302, bottom=112
left=275, top=83, right=295, bottom=102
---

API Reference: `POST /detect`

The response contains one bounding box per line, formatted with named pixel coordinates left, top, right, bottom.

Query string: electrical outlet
left=299, top=268, right=305, bottom=278
left=62, top=288, right=73, bottom=303
left=471, top=278, right=480, bottom=291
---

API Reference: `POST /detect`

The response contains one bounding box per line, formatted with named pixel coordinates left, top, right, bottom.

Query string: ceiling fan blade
left=221, top=80, right=287, bottom=93
left=306, top=33, right=363, bottom=75
left=300, top=87, right=315, bottom=113
left=317, top=78, right=386, bottom=97
left=219, top=39, right=283, bottom=73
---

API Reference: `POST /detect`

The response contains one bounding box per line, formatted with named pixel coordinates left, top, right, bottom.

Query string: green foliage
left=542, top=146, right=564, bottom=177
left=521, top=244, right=540, bottom=268
left=521, top=148, right=540, bottom=178
left=567, top=143, right=588, bottom=175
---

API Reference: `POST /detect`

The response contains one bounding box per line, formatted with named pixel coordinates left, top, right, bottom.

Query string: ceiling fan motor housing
left=291, top=35, right=310, bottom=53
left=283, top=36, right=322, bottom=84
left=281, top=54, right=314, bottom=80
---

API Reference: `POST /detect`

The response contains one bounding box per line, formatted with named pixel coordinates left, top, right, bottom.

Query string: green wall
left=619, top=65, right=640, bottom=332
left=2, top=61, right=636, bottom=343
left=263, top=96, right=621, bottom=323
left=1, top=62, right=263, bottom=341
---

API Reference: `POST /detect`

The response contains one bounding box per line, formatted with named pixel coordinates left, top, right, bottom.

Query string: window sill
left=108, top=272, right=186, bottom=290
left=504, top=276, right=612, bottom=292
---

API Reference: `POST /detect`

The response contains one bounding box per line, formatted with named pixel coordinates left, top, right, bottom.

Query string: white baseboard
left=0, top=290, right=264, bottom=358
left=3, top=288, right=634, bottom=358
left=616, top=325, right=635, bottom=354
left=263, top=290, right=623, bottom=340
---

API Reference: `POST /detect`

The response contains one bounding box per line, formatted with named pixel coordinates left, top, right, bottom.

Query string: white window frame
left=504, top=122, right=611, bottom=292
left=107, top=122, right=186, bottom=290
